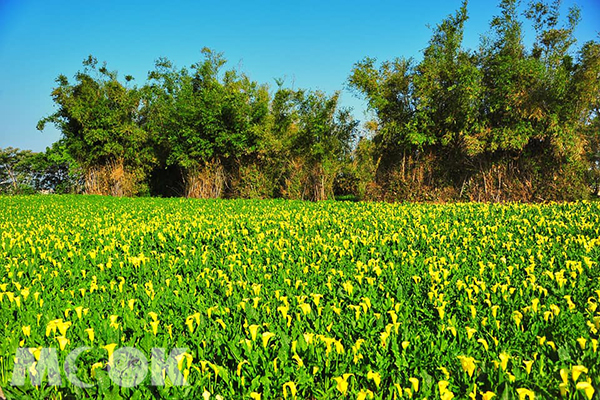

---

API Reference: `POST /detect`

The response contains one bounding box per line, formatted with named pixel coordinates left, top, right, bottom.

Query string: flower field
left=1, top=196, right=599, bottom=399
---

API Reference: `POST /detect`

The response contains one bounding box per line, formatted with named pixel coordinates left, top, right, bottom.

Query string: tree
left=37, top=56, right=155, bottom=196
left=290, top=90, right=357, bottom=200
left=143, top=48, right=270, bottom=198
left=349, top=0, right=600, bottom=201
left=0, top=147, right=37, bottom=194
left=34, top=141, right=82, bottom=193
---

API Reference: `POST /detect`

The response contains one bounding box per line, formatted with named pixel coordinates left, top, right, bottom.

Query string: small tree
left=0, top=147, right=37, bottom=194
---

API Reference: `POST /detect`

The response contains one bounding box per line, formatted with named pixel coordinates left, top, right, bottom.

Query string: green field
left=1, top=196, right=599, bottom=399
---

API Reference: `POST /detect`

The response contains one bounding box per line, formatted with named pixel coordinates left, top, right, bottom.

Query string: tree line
left=4, top=0, right=600, bottom=201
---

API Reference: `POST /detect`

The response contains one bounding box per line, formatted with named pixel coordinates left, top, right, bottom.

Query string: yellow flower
left=298, top=303, right=311, bottom=315
left=481, top=391, right=496, bottom=400
left=367, top=371, right=381, bottom=388
left=102, top=343, right=118, bottom=364
left=56, top=335, right=69, bottom=351
left=304, top=333, right=315, bottom=345
left=332, top=374, right=353, bottom=395
left=438, top=380, right=455, bottom=400
left=516, top=388, right=535, bottom=400
left=491, top=305, right=499, bottom=318
left=283, top=381, right=297, bottom=399
left=28, top=347, right=42, bottom=361
left=438, top=367, right=450, bottom=380
left=185, top=316, right=195, bottom=334
left=559, top=382, right=569, bottom=397
left=470, top=305, right=477, bottom=319
left=85, top=328, right=95, bottom=343
left=564, top=295, right=576, bottom=310
left=499, top=353, right=510, bottom=371
left=465, top=326, right=477, bottom=340
left=248, top=324, right=260, bottom=341
left=22, top=325, right=31, bottom=337
left=531, top=298, right=540, bottom=313
left=262, top=332, right=276, bottom=348
left=91, top=362, right=104, bottom=378
left=236, top=360, right=248, bottom=376
left=576, top=381, right=595, bottom=400
left=292, top=354, right=304, bottom=367
left=457, top=355, right=477, bottom=378
left=409, top=377, right=420, bottom=393
left=75, top=306, right=84, bottom=319
left=394, top=383, right=403, bottom=397
left=148, top=311, right=158, bottom=321
left=523, top=360, right=534, bottom=374
left=357, top=389, right=374, bottom=400
left=537, top=336, right=546, bottom=346
left=559, top=368, right=569, bottom=384
left=513, top=311, right=523, bottom=328
left=577, top=337, right=587, bottom=350
left=109, top=315, right=119, bottom=329
left=46, top=319, right=61, bottom=336
left=277, top=305, right=289, bottom=319
left=150, top=320, right=160, bottom=335
left=250, top=393, right=261, bottom=400
left=572, top=365, right=588, bottom=382
left=311, top=293, right=323, bottom=306
left=57, top=320, right=71, bottom=336
left=437, top=305, right=446, bottom=320
left=441, top=392, right=455, bottom=400
left=175, top=352, right=193, bottom=371
left=438, top=380, right=450, bottom=393
left=438, top=381, right=454, bottom=400
left=477, top=338, right=489, bottom=351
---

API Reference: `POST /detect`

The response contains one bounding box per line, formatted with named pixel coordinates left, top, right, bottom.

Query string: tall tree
left=349, top=0, right=600, bottom=201
left=37, top=56, right=154, bottom=196
left=143, top=48, right=270, bottom=198
left=291, top=90, right=358, bottom=200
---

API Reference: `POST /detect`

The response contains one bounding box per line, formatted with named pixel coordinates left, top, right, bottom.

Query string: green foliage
left=1, top=196, right=600, bottom=398
left=144, top=49, right=268, bottom=168
left=0, top=144, right=82, bottom=195
left=348, top=0, right=600, bottom=201
left=143, top=49, right=272, bottom=197
left=0, top=147, right=37, bottom=194
left=29, top=0, right=599, bottom=201
left=37, top=56, right=155, bottom=195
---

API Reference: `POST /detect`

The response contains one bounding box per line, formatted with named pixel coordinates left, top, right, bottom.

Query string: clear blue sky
left=1, top=0, right=598, bottom=152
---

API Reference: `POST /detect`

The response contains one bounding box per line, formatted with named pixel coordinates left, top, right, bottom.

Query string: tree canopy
left=25, top=0, right=600, bottom=201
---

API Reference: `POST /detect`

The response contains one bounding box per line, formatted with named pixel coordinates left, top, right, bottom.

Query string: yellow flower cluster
left=0, top=196, right=599, bottom=398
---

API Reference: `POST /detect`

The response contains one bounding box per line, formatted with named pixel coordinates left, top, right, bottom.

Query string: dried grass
left=184, top=160, right=226, bottom=199
left=84, top=159, right=140, bottom=197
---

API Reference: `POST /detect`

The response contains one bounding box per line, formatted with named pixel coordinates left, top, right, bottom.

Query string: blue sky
left=1, top=0, right=598, bottom=152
